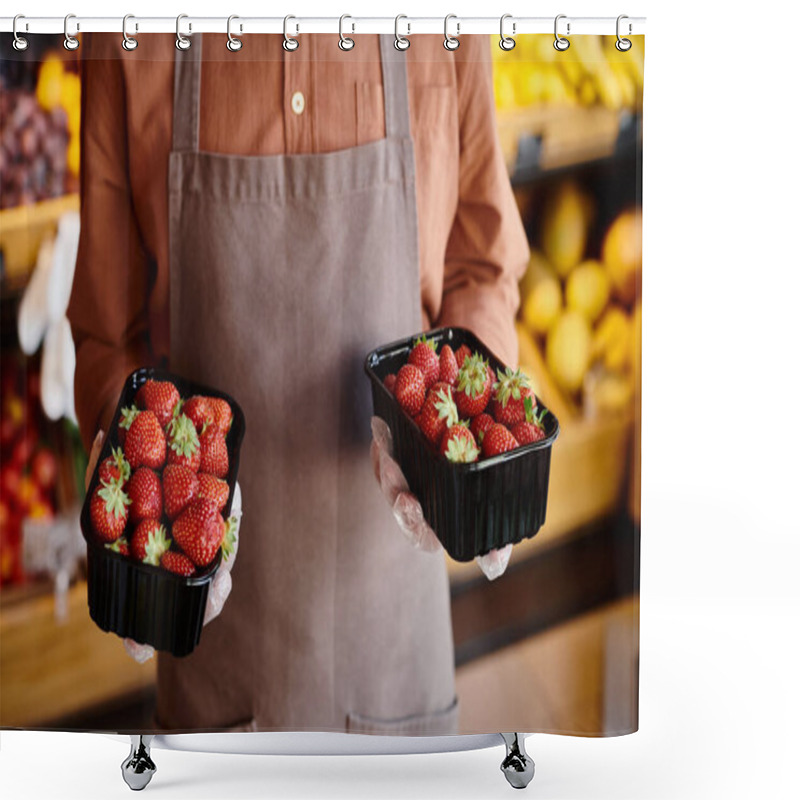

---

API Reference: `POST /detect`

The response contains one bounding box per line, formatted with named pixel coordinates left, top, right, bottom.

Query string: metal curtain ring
left=616, top=14, right=632, bottom=51
left=12, top=15, right=29, bottom=51
left=394, top=15, right=410, bottom=51
left=227, top=15, right=242, bottom=51
left=553, top=14, right=570, bottom=51
left=176, top=13, right=191, bottom=50
left=339, top=14, right=355, bottom=51
left=499, top=14, right=516, bottom=51
left=122, top=14, right=138, bottom=50
left=443, top=14, right=460, bottom=51
left=283, top=15, right=299, bottom=52
left=63, top=14, right=79, bottom=51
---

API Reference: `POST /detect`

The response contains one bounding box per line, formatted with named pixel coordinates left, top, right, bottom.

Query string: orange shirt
left=68, top=33, right=528, bottom=449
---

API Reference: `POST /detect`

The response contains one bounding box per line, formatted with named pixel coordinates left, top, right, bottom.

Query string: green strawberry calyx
left=443, top=427, right=479, bottom=464
left=119, top=405, right=139, bottom=431
left=110, top=446, right=131, bottom=482
left=413, top=334, right=438, bottom=354
left=169, top=413, right=200, bottom=456
left=98, top=480, right=131, bottom=520
left=523, top=395, right=547, bottom=428
left=105, top=536, right=128, bottom=554
left=143, top=525, right=171, bottom=567
left=221, top=516, right=238, bottom=562
left=456, top=354, right=489, bottom=399
left=495, top=367, right=532, bottom=408
left=432, top=388, right=459, bottom=428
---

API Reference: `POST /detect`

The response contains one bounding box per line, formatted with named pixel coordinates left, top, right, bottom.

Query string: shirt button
left=291, top=91, right=305, bottom=115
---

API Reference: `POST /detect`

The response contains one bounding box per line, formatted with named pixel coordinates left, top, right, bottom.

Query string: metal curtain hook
left=553, top=14, right=570, bottom=51
left=227, top=15, right=242, bottom=51
left=176, top=14, right=191, bottom=50
left=122, top=14, right=138, bottom=51
left=12, top=15, right=29, bottom=51
left=499, top=14, right=516, bottom=51
left=283, top=15, right=299, bottom=51
left=443, top=14, right=460, bottom=51
left=394, top=15, right=410, bottom=51
left=616, top=14, right=632, bottom=51
left=64, top=13, right=79, bottom=50
left=339, top=14, right=355, bottom=51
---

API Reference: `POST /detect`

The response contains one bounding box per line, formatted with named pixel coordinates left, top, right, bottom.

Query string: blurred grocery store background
left=0, top=34, right=641, bottom=734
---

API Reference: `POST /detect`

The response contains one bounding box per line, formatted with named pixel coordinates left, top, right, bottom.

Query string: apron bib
left=156, top=35, right=457, bottom=735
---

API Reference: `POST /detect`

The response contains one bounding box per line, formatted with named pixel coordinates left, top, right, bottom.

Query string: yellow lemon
left=518, top=249, right=554, bottom=304
left=523, top=275, right=562, bottom=335
left=546, top=311, right=592, bottom=394
left=565, top=260, right=610, bottom=323
left=602, top=209, right=642, bottom=306
left=593, top=307, right=631, bottom=372
left=36, top=57, right=65, bottom=113
left=541, top=180, right=593, bottom=277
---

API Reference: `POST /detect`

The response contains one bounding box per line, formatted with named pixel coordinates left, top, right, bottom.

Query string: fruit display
left=0, top=54, right=80, bottom=210
left=80, top=368, right=245, bottom=656
left=365, top=327, right=559, bottom=562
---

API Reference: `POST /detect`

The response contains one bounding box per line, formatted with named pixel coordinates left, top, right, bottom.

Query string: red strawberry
left=206, top=397, right=233, bottom=435
left=416, top=386, right=459, bottom=446
left=117, top=405, right=138, bottom=448
left=128, top=467, right=163, bottom=522
left=161, top=550, right=196, bottom=576
left=439, top=344, right=459, bottom=385
left=511, top=397, right=548, bottom=445
left=439, top=423, right=479, bottom=463
left=124, top=410, right=166, bottom=470
left=383, top=374, right=397, bottom=393
left=454, top=345, right=472, bottom=369
left=167, top=413, right=201, bottom=471
left=98, top=446, right=131, bottom=487
left=491, top=368, right=535, bottom=427
left=453, top=354, right=492, bottom=418
left=162, top=464, right=199, bottom=520
left=182, top=396, right=214, bottom=433
left=104, top=536, right=130, bottom=556
left=197, top=472, right=230, bottom=511
left=394, top=364, right=426, bottom=416
left=470, top=413, right=495, bottom=447
left=199, top=424, right=229, bottom=478
left=172, top=499, right=226, bottom=567
left=130, top=519, right=171, bottom=566
left=90, top=481, right=131, bottom=542
left=139, top=380, right=180, bottom=429
left=407, top=335, right=440, bottom=390
left=482, top=423, right=520, bottom=458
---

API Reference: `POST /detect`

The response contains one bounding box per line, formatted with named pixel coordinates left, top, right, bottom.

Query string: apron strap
left=173, top=33, right=203, bottom=152
left=379, top=35, right=411, bottom=140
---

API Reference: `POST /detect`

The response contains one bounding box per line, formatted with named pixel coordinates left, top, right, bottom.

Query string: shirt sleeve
left=435, top=36, right=529, bottom=367
left=67, top=34, right=156, bottom=453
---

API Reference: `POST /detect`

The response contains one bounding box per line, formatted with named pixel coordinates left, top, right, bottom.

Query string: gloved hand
left=370, top=417, right=512, bottom=581
left=85, top=430, right=241, bottom=664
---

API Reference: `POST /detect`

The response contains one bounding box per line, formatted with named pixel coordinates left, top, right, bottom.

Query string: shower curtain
left=0, top=26, right=643, bottom=739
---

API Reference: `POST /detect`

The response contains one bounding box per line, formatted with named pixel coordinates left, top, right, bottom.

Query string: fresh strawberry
left=130, top=519, right=171, bottom=566
left=182, top=396, right=214, bottom=433
left=394, top=364, right=426, bottom=416
left=98, top=446, right=131, bottom=486
left=491, top=367, right=535, bottom=427
left=416, top=386, right=459, bottom=446
left=161, top=550, right=196, bottom=576
left=206, top=397, right=233, bottom=435
left=439, top=423, right=479, bottom=463
left=453, top=354, right=492, bottom=418
left=128, top=467, right=163, bottom=522
left=199, top=424, right=229, bottom=478
left=162, top=464, right=200, bottom=520
left=167, top=413, right=201, bottom=471
left=482, top=423, right=520, bottom=458
left=117, top=405, right=138, bottom=448
left=197, top=472, right=230, bottom=511
left=454, top=345, right=472, bottom=369
left=124, top=410, right=166, bottom=470
left=172, top=499, right=226, bottom=567
left=104, top=536, right=130, bottom=556
left=221, top=516, right=238, bottom=562
left=407, top=335, right=440, bottom=390
left=90, top=481, right=131, bottom=542
left=439, top=344, right=459, bottom=385
left=139, top=380, right=180, bottom=429
left=511, top=397, right=548, bottom=445
left=470, top=413, right=495, bottom=447
left=383, top=374, right=397, bottom=393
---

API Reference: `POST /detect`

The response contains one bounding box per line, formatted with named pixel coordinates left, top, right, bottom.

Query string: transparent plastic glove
left=86, top=432, right=241, bottom=663
left=370, top=417, right=512, bottom=580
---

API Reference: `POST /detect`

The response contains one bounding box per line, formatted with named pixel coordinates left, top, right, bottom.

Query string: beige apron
left=156, top=35, right=458, bottom=735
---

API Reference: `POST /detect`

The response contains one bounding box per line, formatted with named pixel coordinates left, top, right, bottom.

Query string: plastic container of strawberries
left=79, top=367, right=245, bottom=657
left=365, top=327, right=559, bottom=562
